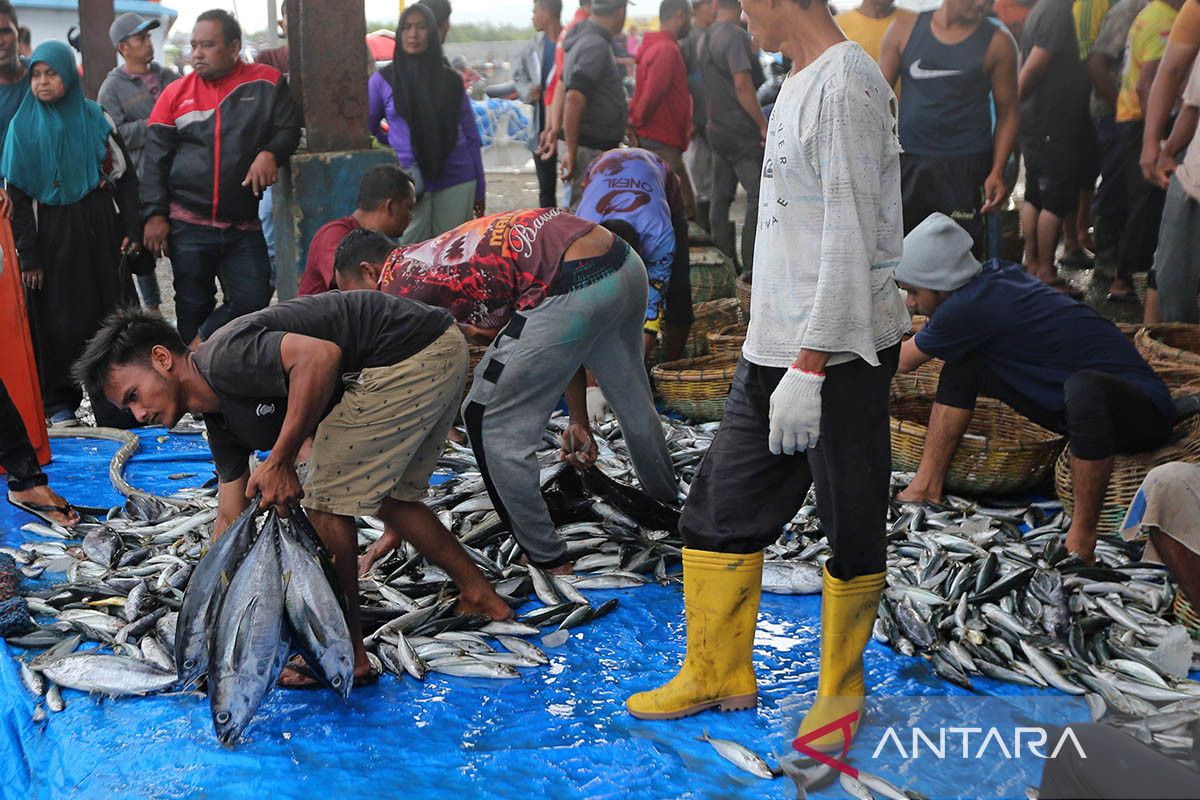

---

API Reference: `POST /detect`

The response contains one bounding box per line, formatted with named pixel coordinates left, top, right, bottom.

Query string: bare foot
left=455, top=589, right=514, bottom=621
left=447, top=427, right=467, bottom=445
left=278, top=655, right=376, bottom=688
left=358, top=529, right=401, bottom=577
left=516, top=553, right=574, bottom=576
left=894, top=485, right=944, bottom=504
left=9, top=485, right=79, bottom=528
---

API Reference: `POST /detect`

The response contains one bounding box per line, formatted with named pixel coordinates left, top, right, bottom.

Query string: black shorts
left=662, top=210, right=694, bottom=326
left=900, top=152, right=992, bottom=257
left=1022, top=136, right=1080, bottom=218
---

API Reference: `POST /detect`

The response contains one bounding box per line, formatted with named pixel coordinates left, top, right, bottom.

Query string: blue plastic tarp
left=0, top=430, right=1097, bottom=800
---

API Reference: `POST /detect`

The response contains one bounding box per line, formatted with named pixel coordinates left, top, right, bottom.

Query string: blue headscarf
left=0, top=40, right=112, bottom=205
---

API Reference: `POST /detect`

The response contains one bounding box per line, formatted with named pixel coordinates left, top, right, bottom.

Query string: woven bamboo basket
left=1173, top=591, right=1200, bottom=640
left=891, top=394, right=1066, bottom=495
left=1055, top=413, right=1200, bottom=535
left=891, top=358, right=944, bottom=397
left=463, top=344, right=489, bottom=398
left=1135, top=324, right=1200, bottom=368
left=685, top=298, right=742, bottom=358
left=689, top=246, right=736, bottom=303
left=1150, top=360, right=1200, bottom=396
left=735, top=273, right=752, bottom=320
left=707, top=323, right=747, bottom=356
left=651, top=354, right=739, bottom=422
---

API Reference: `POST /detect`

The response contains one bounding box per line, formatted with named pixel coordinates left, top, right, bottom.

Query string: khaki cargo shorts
left=302, top=325, right=467, bottom=516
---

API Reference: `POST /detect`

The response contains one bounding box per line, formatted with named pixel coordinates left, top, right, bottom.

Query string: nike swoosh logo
left=908, top=58, right=965, bottom=80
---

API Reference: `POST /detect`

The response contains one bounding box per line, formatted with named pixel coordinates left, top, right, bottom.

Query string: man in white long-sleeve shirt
left=626, top=0, right=910, bottom=756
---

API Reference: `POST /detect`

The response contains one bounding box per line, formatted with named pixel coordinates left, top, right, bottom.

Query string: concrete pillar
left=274, top=0, right=390, bottom=299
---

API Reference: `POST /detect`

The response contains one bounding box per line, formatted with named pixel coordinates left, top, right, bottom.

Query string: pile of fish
left=7, top=420, right=1200, bottom=768
left=871, top=486, right=1200, bottom=766
left=0, top=419, right=712, bottom=742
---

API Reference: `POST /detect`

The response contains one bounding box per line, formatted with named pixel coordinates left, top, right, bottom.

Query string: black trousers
left=934, top=353, right=1173, bottom=460
left=1040, top=724, right=1200, bottom=799
left=0, top=379, right=45, bottom=492
left=900, top=151, right=992, bottom=258
left=662, top=210, right=694, bottom=326
left=680, top=346, right=900, bottom=580
left=1117, top=120, right=1167, bottom=281
left=535, top=145, right=558, bottom=209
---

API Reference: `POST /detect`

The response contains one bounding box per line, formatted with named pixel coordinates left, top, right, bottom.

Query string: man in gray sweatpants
left=333, top=211, right=677, bottom=574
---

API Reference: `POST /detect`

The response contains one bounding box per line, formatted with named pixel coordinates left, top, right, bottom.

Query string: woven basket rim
left=652, top=354, right=739, bottom=382
left=890, top=394, right=1065, bottom=448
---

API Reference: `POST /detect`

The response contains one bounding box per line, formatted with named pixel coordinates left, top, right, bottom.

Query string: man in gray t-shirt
left=699, top=0, right=766, bottom=274
left=559, top=0, right=630, bottom=207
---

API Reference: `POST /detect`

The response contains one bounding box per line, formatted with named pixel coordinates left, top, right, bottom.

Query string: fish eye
left=215, top=711, right=231, bottom=724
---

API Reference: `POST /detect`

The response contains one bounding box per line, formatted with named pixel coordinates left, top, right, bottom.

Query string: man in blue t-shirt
left=575, top=147, right=693, bottom=362
left=893, top=213, right=1174, bottom=563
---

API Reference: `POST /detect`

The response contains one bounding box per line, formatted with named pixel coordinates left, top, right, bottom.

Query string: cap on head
left=591, top=0, right=630, bottom=14
left=109, top=13, right=159, bottom=48
left=894, top=213, right=982, bottom=292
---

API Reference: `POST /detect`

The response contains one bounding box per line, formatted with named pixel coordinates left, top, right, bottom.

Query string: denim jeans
left=170, top=220, right=273, bottom=344
left=708, top=131, right=763, bottom=274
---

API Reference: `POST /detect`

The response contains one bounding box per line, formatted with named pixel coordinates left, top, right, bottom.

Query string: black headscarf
left=385, top=4, right=464, bottom=183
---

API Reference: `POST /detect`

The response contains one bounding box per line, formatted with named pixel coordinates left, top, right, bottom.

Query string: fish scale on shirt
left=742, top=41, right=910, bottom=370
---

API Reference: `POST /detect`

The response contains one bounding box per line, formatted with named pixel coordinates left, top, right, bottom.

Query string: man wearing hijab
left=2, top=40, right=140, bottom=428
left=368, top=3, right=485, bottom=243
left=141, top=9, right=301, bottom=349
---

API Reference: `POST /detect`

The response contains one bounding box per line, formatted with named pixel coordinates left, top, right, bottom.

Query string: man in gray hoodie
left=98, top=12, right=179, bottom=315
left=559, top=0, right=630, bottom=207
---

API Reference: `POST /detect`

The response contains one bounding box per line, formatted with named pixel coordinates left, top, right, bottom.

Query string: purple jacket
left=368, top=70, right=485, bottom=201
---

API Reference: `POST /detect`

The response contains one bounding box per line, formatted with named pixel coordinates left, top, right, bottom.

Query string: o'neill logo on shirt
left=256, top=403, right=276, bottom=417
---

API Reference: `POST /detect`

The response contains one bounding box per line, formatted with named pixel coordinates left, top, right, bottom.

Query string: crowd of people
left=2, top=0, right=1200, bottom=790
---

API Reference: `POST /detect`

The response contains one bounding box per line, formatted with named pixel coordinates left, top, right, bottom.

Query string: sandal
left=6, top=491, right=78, bottom=530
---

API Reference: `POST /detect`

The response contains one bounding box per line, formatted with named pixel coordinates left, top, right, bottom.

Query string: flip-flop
left=6, top=491, right=78, bottom=529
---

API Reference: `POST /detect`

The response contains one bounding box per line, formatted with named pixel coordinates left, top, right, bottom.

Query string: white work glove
left=587, top=386, right=611, bottom=424
left=768, top=368, right=825, bottom=455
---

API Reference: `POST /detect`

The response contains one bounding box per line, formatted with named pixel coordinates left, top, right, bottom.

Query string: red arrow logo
left=792, top=711, right=859, bottom=778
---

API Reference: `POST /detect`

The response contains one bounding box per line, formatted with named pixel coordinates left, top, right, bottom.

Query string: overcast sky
left=168, top=0, right=583, bottom=34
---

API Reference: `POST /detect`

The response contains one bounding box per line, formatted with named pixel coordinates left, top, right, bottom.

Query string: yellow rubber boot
left=626, top=548, right=762, bottom=720
left=795, top=564, right=886, bottom=752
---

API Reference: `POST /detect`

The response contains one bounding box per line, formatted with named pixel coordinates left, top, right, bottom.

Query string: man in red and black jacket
left=628, top=0, right=696, bottom=218
left=141, top=9, right=300, bottom=348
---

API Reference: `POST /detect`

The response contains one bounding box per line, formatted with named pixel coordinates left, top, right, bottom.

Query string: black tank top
left=898, top=11, right=996, bottom=157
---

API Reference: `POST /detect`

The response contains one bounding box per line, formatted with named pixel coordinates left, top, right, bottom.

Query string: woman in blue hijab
left=2, top=40, right=141, bottom=428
